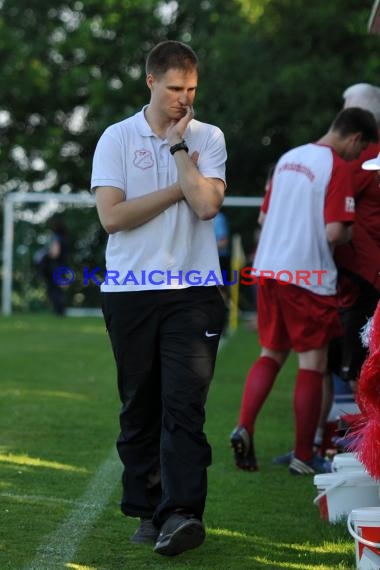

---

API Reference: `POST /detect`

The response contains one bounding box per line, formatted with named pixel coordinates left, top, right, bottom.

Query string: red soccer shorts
left=257, top=278, right=342, bottom=352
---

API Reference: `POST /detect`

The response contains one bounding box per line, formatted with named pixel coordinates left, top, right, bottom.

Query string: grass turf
left=0, top=315, right=356, bottom=569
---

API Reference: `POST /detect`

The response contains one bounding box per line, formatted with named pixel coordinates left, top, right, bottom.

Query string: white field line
left=24, top=446, right=120, bottom=570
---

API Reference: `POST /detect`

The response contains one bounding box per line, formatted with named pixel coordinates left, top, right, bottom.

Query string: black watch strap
left=170, top=140, right=189, bottom=155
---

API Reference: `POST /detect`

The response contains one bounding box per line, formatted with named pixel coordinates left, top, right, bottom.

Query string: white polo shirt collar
left=134, top=106, right=155, bottom=138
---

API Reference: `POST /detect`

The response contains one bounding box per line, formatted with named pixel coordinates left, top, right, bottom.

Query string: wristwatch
left=169, top=140, right=189, bottom=155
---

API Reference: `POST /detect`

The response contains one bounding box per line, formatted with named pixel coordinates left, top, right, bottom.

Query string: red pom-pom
left=353, top=301, right=380, bottom=477
left=340, top=413, right=365, bottom=428
left=356, top=349, right=380, bottom=415
left=352, top=418, right=380, bottom=480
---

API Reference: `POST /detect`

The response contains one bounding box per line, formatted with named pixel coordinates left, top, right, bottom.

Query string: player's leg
left=231, top=278, right=290, bottom=471
left=285, top=288, right=341, bottom=475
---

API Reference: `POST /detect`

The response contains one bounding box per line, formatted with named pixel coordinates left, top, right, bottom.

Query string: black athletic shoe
left=154, top=513, right=205, bottom=556
left=230, top=426, right=258, bottom=471
left=130, top=518, right=159, bottom=544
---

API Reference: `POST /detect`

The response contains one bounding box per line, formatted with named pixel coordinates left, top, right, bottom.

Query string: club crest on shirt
left=133, top=149, right=154, bottom=169
left=345, top=196, right=355, bottom=213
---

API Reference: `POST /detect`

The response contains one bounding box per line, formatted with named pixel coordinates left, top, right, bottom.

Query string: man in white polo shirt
left=230, top=107, right=378, bottom=476
left=91, top=41, right=226, bottom=556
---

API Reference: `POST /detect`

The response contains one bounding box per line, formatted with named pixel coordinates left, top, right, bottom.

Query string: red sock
left=294, top=369, right=323, bottom=462
left=238, top=356, right=280, bottom=435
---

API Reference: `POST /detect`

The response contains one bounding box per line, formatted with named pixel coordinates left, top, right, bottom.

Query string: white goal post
left=369, top=0, right=380, bottom=33
left=2, top=192, right=262, bottom=316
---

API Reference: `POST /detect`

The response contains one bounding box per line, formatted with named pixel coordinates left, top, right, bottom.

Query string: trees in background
left=1, top=0, right=378, bottom=197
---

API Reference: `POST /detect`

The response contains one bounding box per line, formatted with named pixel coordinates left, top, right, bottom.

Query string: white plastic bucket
left=332, top=453, right=366, bottom=473
left=347, top=507, right=380, bottom=568
left=313, top=472, right=380, bottom=523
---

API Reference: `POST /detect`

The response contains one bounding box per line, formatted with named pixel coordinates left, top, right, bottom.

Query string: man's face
left=147, top=67, right=198, bottom=120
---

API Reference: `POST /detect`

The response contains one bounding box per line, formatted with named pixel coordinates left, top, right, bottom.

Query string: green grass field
left=0, top=315, right=356, bottom=569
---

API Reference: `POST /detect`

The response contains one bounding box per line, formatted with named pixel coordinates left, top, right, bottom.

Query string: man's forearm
left=96, top=183, right=183, bottom=234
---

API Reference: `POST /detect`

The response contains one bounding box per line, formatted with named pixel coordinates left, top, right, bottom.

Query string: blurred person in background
left=332, top=83, right=380, bottom=392
left=313, top=83, right=380, bottom=454
left=272, top=85, right=380, bottom=462
left=230, top=108, right=378, bottom=476
left=36, top=215, right=69, bottom=316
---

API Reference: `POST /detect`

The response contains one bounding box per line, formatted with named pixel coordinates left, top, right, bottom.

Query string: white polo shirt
left=91, top=107, right=227, bottom=292
left=254, top=143, right=355, bottom=295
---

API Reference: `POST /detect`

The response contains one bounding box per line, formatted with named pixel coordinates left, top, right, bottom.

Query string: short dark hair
left=331, top=107, right=378, bottom=143
left=145, top=40, right=198, bottom=77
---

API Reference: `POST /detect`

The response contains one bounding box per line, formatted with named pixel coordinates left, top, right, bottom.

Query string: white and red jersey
left=254, top=143, right=355, bottom=295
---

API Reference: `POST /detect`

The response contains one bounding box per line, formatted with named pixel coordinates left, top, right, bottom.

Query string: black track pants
left=101, top=286, right=225, bottom=526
